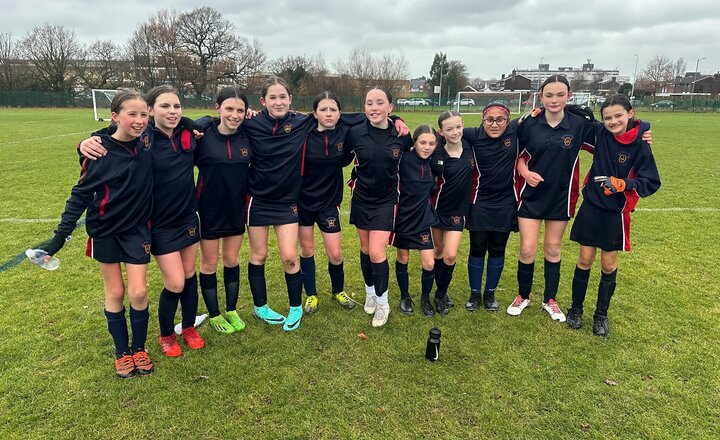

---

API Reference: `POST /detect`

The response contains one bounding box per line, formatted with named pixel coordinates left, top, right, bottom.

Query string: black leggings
left=469, top=230, right=511, bottom=258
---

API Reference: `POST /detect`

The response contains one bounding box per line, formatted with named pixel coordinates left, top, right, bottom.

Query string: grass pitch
left=0, top=108, right=718, bottom=439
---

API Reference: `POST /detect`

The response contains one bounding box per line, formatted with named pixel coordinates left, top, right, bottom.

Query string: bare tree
left=230, top=38, right=266, bottom=92
left=176, top=6, right=241, bottom=97
left=640, top=55, right=673, bottom=96
left=127, top=9, right=183, bottom=91
left=19, top=24, right=84, bottom=91
left=333, top=49, right=408, bottom=96
left=268, top=53, right=328, bottom=95
left=672, top=57, right=687, bottom=78
left=77, top=40, right=129, bottom=90
left=0, top=32, right=26, bottom=90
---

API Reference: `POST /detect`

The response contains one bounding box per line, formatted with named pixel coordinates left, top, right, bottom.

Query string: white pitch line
left=0, top=218, right=60, bottom=223
left=2, top=130, right=91, bottom=146
left=634, top=207, right=719, bottom=212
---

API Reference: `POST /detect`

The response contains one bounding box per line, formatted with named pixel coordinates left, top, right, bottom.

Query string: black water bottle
left=425, top=327, right=441, bottom=362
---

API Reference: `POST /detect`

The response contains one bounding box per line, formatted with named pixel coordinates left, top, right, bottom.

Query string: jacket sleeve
left=339, top=112, right=367, bottom=127
left=625, top=142, right=661, bottom=197
left=54, top=157, right=106, bottom=237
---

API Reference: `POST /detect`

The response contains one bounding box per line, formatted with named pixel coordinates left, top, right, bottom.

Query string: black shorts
left=246, top=197, right=299, bottom=227
left=390, top=227, right=434, bottom=250
left=570, top=202, right=631, bottom=252
left=86, top=223, right=152, bottom=264
left=466, top=202, right=518, bottom=232
left=151, top=213, right=201, bottom=256
left=434, top=214, right=466, bottom=231
left=298, top=205, right=342, bottom=233
left=350, top=202, right=396, bottom=231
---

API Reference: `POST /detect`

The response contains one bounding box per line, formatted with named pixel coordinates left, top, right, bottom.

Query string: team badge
left=326, top=217, right=337, bottom=228
left=452, top=216, right=461, bottom=225
left=290, top=204, right=298, bottom=216
left=283, top=123, right=292, bottom=134
left=188, top=226, right=197, bottom=237
left=420, top=232, right=430, bottom=244
left=142, top=240, right=151, bottom=255
left=336, top=141, right=344, bottom=152
left=141, top=134, right=151, bottom=150
left=469, top=158, right=475, bottom=168
left=391, top=147, right=400, bottom=158
left=617, top=152, right=629, bottom=164
left=503, top=137, right=512, bottom=148
left=241, top=147, right=249, bottom=157
left=561, top=135, right=574, bottom=148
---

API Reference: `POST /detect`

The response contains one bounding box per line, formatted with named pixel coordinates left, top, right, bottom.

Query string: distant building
left=666, top=72, right=720, bottom=95
left=502, top=63, right=629, bottom=91
left=500, top=71, right=532, bottom=91
left=410, top=76, right=429, bottom=93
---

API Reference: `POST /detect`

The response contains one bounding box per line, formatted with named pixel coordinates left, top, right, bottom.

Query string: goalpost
left=454, top=91, right=536, bottom=115
left=91, top=89, right=119, bottom=122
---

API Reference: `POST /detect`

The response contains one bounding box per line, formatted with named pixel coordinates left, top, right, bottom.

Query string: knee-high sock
left=158, top=288, right=181, bottom=337
left=223, top=265, right=240, bottom=311
left=360, top=252, right=374, bottom=288
left=436, top=261, right=456, bottom=297
left=422, top=268, right=436, bottom=300
left=105, top=308, right=129, bottom=356
left=543, top=259, right=561, bottom=303
left=199, top=272, right=220, bottom=318
left=286, top=271, right=303, bottom=307
left=395, top=261, right=409, bottom=299
left=571, top=266, right=591, bottom=311
left=371, top=260, right=389, bottom=297
left=328, top=261, right=344, bottom=294
left=300, top=256, right=317, bottom=296
left=595, top=269, right=617, bottom=317
left=181, top=273, right=199, bottom=328
left=517, top=260, right=534, bottom=300
left=129, top=305, right=149, bottom=352
left=468, top=255, right=485, bottom=295
left=248, top=263, right=267, bottom=307
left=434, top=258, right=443, bottom=285
left=484, top=256, right=505, bottom=293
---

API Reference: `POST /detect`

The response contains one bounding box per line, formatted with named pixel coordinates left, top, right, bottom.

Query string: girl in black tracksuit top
left=195, top=88, right=252, bottom=336
left=345, top=87, right=413, bottom=328
left=41, top=91, right=155, bottom=378
left=297, top=92, right=358, bottom=313
left=462, top=103, right=519, bottom=312
left=567, top=94, right=660, bottom=336
left=392, top=125, right=441, bottom=318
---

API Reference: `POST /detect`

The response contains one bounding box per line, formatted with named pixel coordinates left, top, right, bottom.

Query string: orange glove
left=598, top=176, right=626, bottom=196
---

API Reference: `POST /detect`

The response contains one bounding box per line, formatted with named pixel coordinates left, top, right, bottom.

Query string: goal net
left=567, top=92, right=591, bottom=106
left=454, top=91, right=536, bottom=115
left=92, top=89, right=119, bottom=122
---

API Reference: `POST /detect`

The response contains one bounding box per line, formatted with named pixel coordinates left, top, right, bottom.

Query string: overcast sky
left=3, top=0, right=720, bottom=81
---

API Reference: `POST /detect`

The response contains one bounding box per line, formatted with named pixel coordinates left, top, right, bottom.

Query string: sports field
left=0, top=108, right=718, bottom=439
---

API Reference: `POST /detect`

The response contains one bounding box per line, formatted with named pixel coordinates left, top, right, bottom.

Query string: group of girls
left=39, top=74, right=659, bottom=377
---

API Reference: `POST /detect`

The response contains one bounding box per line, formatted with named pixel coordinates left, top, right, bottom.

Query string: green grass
left=0, top=108, right=719, bottom=439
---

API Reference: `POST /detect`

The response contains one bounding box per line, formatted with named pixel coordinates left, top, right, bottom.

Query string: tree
left=0, top=32, right=27, bottom=90
left=443, top=60, right=469, bottom=103
left=19, top=24, right=84, bottom=91
left=672, top=57, right=687, bottom=78
left=176, top=6, right=242, bottom=97
left=230, top=38, right=266, bottom=92
left=77, top=40, right=129, bottom=90
left=618, top=82, right=633, bottom=97
left=640, top=55, right=673, bottom=96
left=427, top=52, right=449, bottom=97
left=333, top=49, right=408, bottom=97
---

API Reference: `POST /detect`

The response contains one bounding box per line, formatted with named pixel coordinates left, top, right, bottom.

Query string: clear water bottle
left=174, top=314, right=208, bottom=335
left=25, top=249, right=60, bottom=271
left=425, top=327, right=441, bottom=362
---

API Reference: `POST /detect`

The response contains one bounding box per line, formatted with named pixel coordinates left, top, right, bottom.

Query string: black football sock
left=328, top=261, right=344, bottom=294
left=129, top=305, right=149, bottom=352
left=543, top=259, right=561, bottom=303
left=248, top=263, right=267, bottom=307
left=371, top=260, right=389, bottom=296
left=395, top=261, right=409, bottom=299
left=422, top=268, right=436, bottom=300
left=517, top=261, right=534, bottom=300
left=595, top=269, right=617, bottom=317
left=300, top=256, right=317, bottom=296
left=158, top=288, right=180, bottom=337
left=571, top=266, right=591, bottom=311
left=360, top=252, right=374, bottom=288
left=223, top=265, right=240, bottom=312
left=180, top=273, right=199, bottom=328
left=285, top=271, right=303, bottom=307
left=199, top=272, right=220, bottom=318
left=104, top=308, right=129, bottom=356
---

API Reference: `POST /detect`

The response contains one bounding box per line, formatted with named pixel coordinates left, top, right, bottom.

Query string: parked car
left=459, top=98, right=475, bottom=106
left=397, top=98, right=410, bottom=106
left=630, top=99, right=643, bottom=107
left=650, top=100, right=674, bottom=109
left=407, top=98, right=429, bottom=106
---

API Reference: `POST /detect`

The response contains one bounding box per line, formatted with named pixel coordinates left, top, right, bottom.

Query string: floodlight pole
left=630, top=53, right=639, bottom=100
left=438, top=62, right=443, bottom=107
left=690, top=57, right=706, bottom=111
